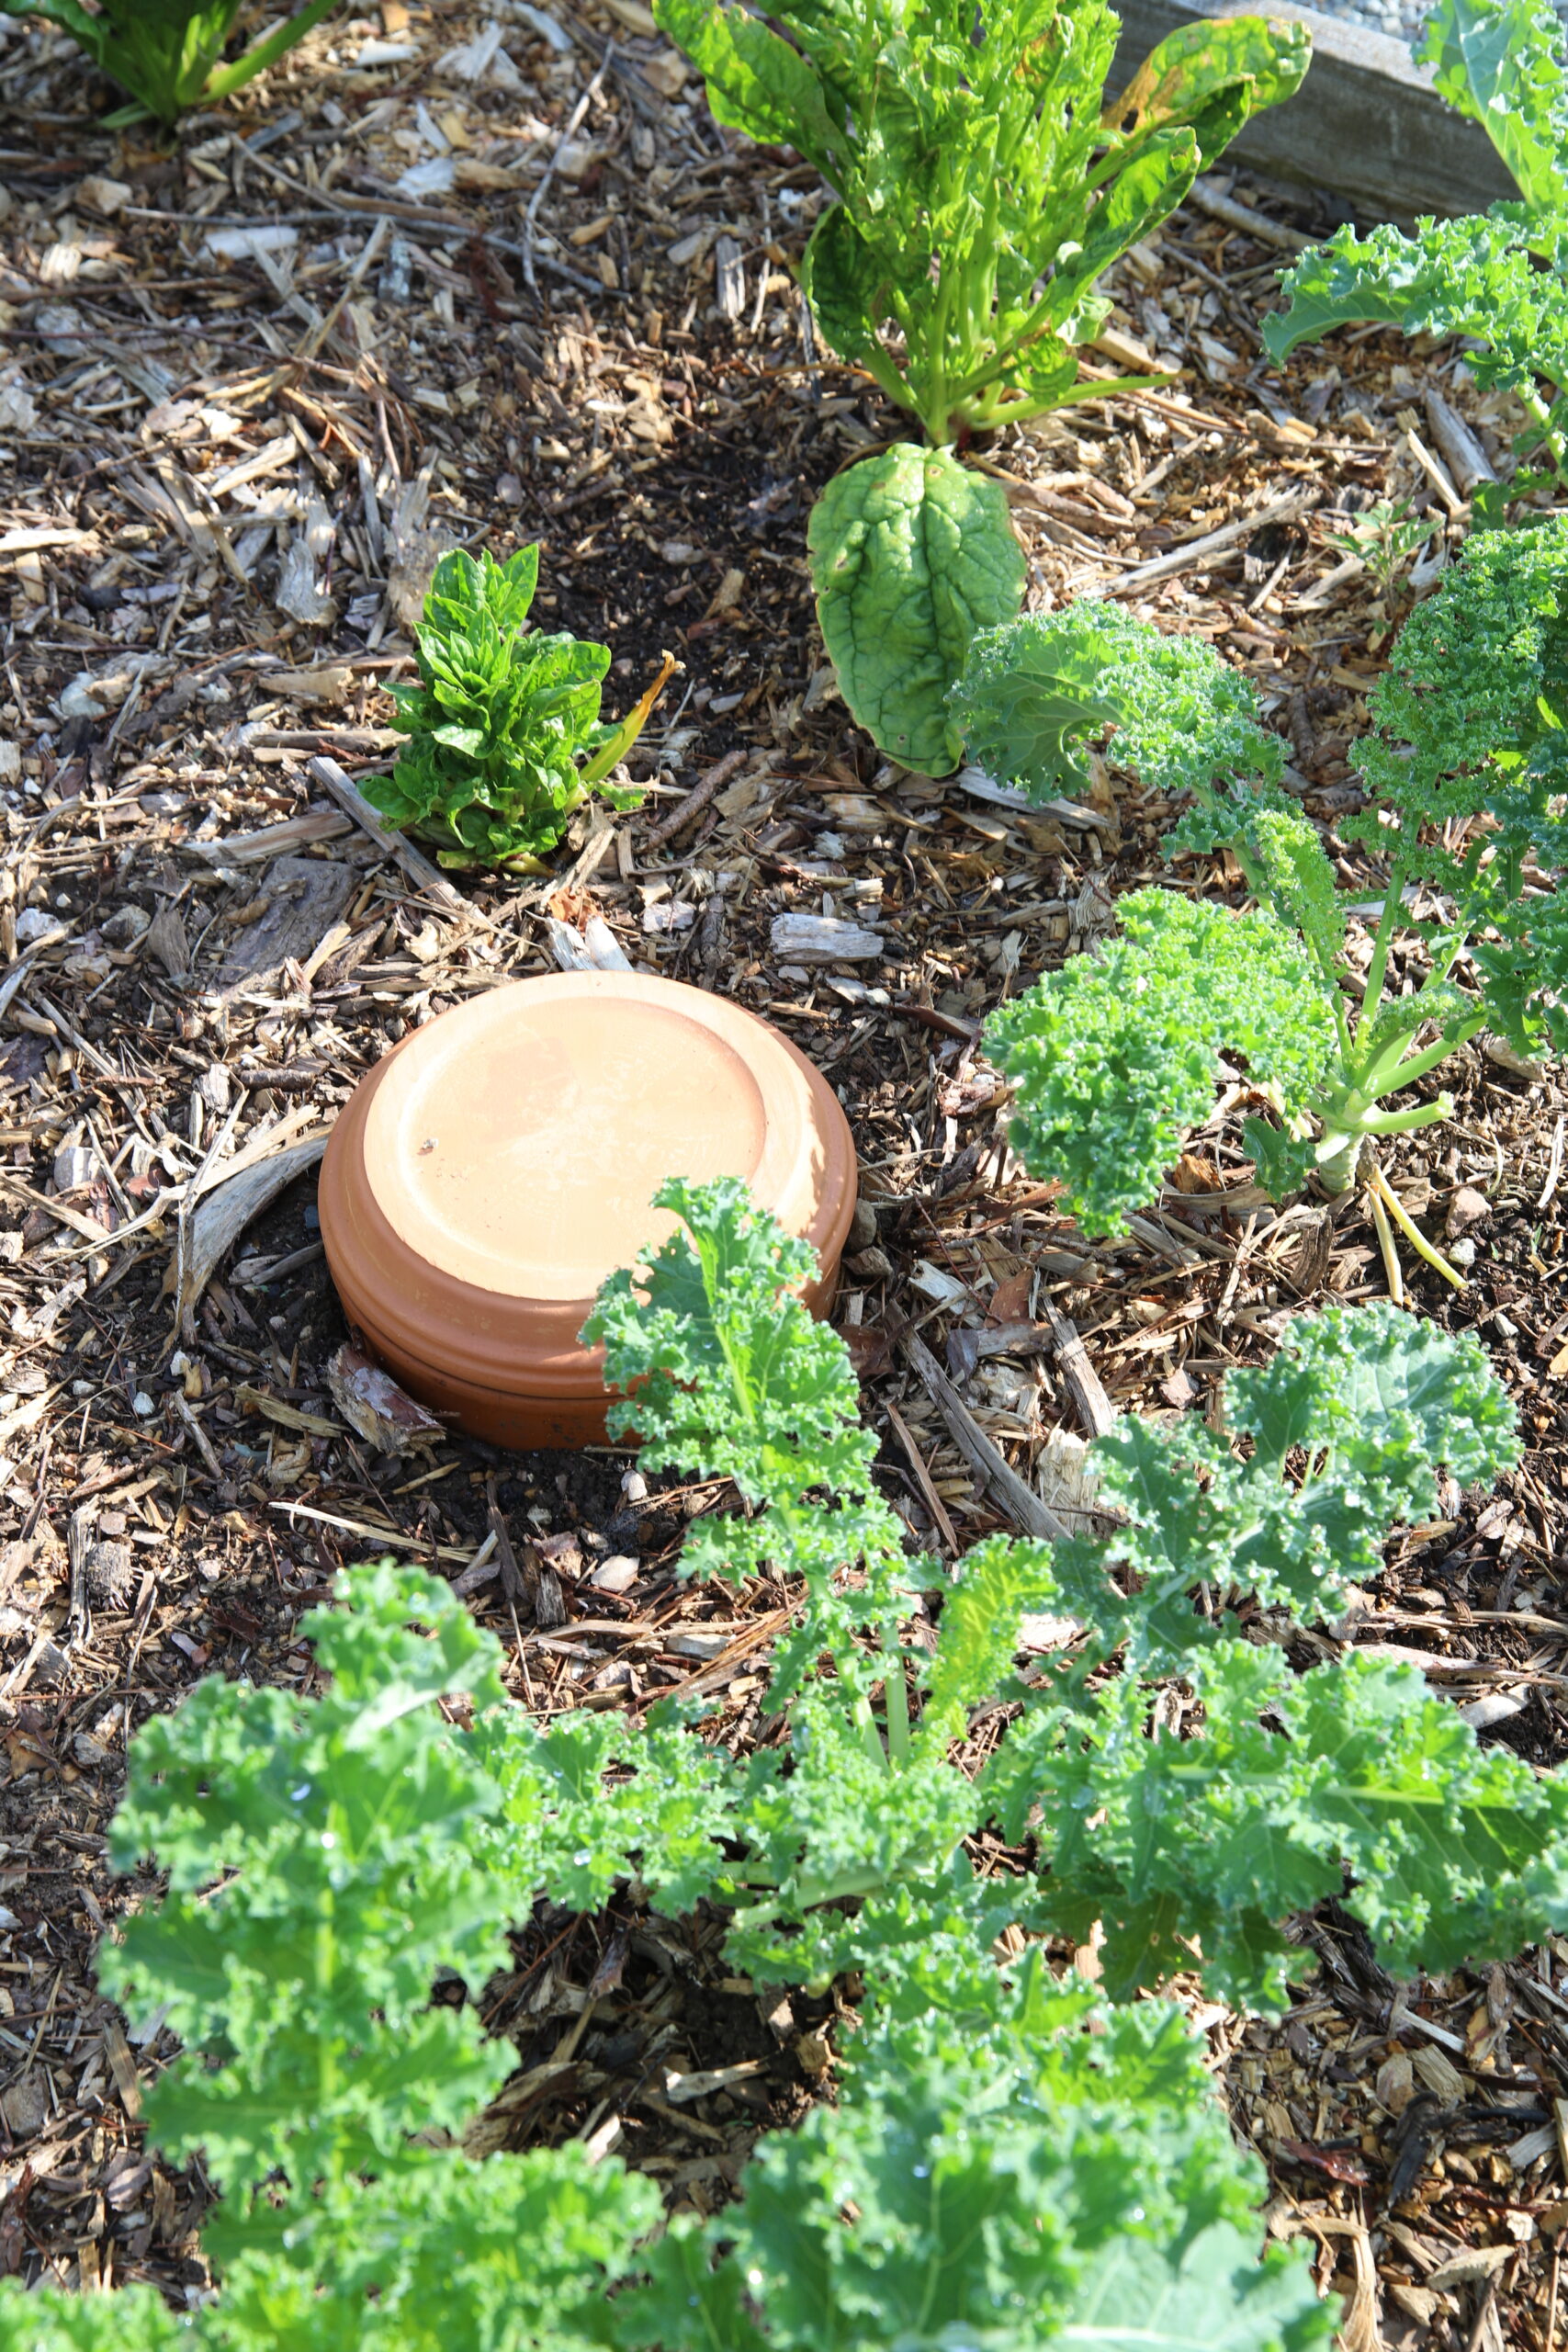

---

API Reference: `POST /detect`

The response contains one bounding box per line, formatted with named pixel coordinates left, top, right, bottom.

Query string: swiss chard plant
left=0, top=0, right=342, bottom=123
left=6, top=1182, right=1560, bottom=2351
left=965, top=516, right=1568, bottom=1246
left=654, top=0, right=1309, bottom=773
left=366, top=545, right=672, bottom=869
left=1264, top=0, right=1568, bottom=513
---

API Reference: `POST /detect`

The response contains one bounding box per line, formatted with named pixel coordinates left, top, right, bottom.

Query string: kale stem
left=1519, top=387, right=1568, bottom=489
left=883, top=1634, right=911, bottom=1767
left=852, top=1693, right=890, bottom=1774
left=203, top=0, right=342, bottom=103
left=1358, top=865, right=1407, bottom=1033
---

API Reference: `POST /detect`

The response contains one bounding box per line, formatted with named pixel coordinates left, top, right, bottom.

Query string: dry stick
left=306, top=753, right=474, bottom=922
left=898, top=1322, right=1069, bottom=1544
left=1039, top=1300, right=1115, bottom=1440
left=641, top=749, right=750, bottom=852
left=1187, top=175, right=1313, bottom=252
left=524, top=41, right=615, bottom=294
left=1107, top=487, right=1318, bottom=599
left=884, top=1397, right=960, bottom=1555
left=1369, top=1164, right=1468, bottom=1291
left=1367, top=1181, right=1404, bottom=1307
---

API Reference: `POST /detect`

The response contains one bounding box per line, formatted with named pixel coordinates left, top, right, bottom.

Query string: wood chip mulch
left=2, top=4, right=1568, bottom=2339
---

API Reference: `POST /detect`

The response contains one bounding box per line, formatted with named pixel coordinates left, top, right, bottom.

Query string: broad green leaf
left=364, top=544, right=660, bottom=866
left=1107, top=16, right=1312, bottom=158
left=656, top=0, right=1307, bottom=443
left=807, top=444, right=1024, bottom=773
left=0, top=0, right=340, bottom=120
left=800, top=203, right=894, bottom=375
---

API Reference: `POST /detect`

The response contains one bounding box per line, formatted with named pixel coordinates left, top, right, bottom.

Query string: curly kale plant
left=1, top=1182, right=1557, bottom=2351
left=972, top=523, right=1568, bottom=1234
left=1264, top=0, right=1568, bottom=508
left=653, top=0, right=1307, bottom=774
left=0, top=0, right=341, bottom=122
left=366, top=544, right=670, bottom=868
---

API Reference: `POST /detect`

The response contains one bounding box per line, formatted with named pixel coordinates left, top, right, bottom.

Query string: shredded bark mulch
left=1, top=2, right=1567, bottom=2337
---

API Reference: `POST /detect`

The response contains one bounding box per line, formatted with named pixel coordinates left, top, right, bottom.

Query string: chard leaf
left=365, top=544, right=662, bottom=865
left=1108, top=14, right=1313, bottom=161
left=800, top=202, right=898, bottom=380
left=808, top=443, right=1024, bottom=773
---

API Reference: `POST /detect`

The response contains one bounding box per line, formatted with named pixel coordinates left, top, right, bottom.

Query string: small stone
left=848, top=1200, right=879, bottom=1252
left=620, top=1468, right=648, bottom=1503
left=1445, top=1184, right=1490, bottom=1238
left=131, top=1391, right=156, bottom=1418
left=589, top=1555, right=638, bottom=1593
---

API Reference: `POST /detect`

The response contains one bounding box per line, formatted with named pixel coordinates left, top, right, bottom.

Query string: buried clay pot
left=318, top=969, right=858, bottom=1447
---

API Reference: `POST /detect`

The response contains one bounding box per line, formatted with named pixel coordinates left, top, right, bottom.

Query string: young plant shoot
left=653, top=0, right=1309, bottom=770
left=1264, top=0, right=1568, bottom=513
left=0, top=0, right=343, bottom=122
left=963, top=520, right=1568, bottom=1246
left=366, top=544, right=674, bottom=868
left=6, top=1182, right=1554, bottom=2348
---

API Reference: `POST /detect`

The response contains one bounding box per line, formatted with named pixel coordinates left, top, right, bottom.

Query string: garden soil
left=0, top=4, right=1564, bottom=2342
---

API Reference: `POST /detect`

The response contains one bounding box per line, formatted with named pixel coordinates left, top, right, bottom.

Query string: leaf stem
left=1368, top=1164, right=1468, bottom=1290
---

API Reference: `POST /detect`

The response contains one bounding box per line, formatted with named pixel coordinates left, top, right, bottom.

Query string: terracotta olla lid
left=319, top=970, right=858, bottom=1448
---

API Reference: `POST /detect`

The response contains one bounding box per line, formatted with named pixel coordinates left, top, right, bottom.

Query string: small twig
left=641, top=749, right=750, bottom=851
left=1039, top=1300, right=1115, bottom=1439
left=1539, top=1113, right=1565, bottom=1211
left=885, top=1398, right=960, bottom=1555
left=1547, top=2245, right=1561, bottom=2352
left=897, top=1320, right=1069, bottom=1544
left=307, top=753, right=477, bottom=922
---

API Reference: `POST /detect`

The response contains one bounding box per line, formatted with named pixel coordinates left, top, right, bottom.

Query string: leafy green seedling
left=1264, top=0, right=1568, bottom=512
left=366, top=544, right=672, bottom=867
left=966, top=526, right=1568, bottom=1239
left=1325, top=497, right=1434, bottom=597
left=0, top=0, right=342, bottom=123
